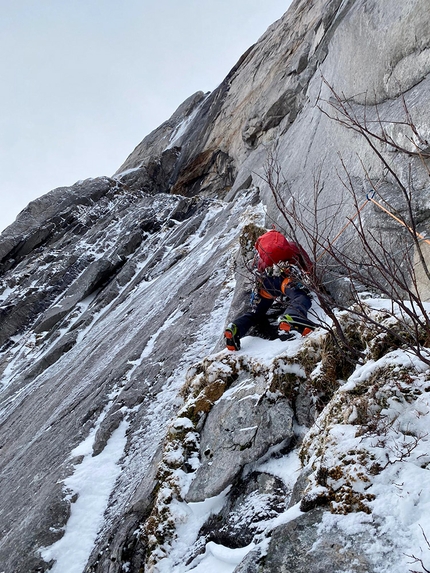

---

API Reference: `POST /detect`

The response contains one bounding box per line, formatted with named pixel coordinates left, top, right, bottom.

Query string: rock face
left=1, top=1, right=430, bottom=572
left=258, top=508, right=375, bottom=573
left=185, top=368, right=295, bottom=502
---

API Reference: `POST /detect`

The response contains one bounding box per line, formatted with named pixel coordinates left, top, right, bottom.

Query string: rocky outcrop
left=136, top=306, right=430, bottom=573
left=1, top=0, right=430, bottom=572
left=185, top=368, right=295, bottom=502
left=114, top=92, right=207, bottom=193
left=0, top=181, right=268, bottom=572
left=257, top=508, right=375, bottom=573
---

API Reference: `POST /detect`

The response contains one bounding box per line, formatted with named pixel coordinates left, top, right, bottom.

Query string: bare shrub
left=258, top=79, right=430, bottom=366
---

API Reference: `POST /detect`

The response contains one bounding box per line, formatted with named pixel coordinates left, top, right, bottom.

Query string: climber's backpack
left=255, top=230, right=310, bottom=271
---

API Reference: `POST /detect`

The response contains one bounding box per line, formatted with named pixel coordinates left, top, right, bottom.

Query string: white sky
left=0, top=0, right=292, bottom=233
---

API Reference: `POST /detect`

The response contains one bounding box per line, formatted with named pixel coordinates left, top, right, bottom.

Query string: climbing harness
left=251, top=263, right=307, bottom=302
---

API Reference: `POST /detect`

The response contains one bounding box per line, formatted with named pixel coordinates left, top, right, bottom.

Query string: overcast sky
left=0, top=0, right=292, bottom=232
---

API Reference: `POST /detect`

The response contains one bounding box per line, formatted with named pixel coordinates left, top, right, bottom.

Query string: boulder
left=259, top=509, right=377, bottom=573
left=186, top=373, right=294, bottom=502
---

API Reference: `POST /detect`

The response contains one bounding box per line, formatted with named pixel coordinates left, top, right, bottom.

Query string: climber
left=224, top=229, right=316, bottom=351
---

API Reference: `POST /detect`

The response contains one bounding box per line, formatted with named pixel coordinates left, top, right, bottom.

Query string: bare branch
left=261, top=78, right=430, bottom=366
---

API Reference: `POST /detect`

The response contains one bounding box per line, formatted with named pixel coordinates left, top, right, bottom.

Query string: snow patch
left=114, top=166, right=143, bottom=179
left=40, top=415, right=129, bottom=572
left=257, top=449, right=301, bottom=490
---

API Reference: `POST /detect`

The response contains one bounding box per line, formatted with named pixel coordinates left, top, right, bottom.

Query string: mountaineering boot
left=278, top=314, right=316, bottom=336
left=225, top=323, right=241, bottom=351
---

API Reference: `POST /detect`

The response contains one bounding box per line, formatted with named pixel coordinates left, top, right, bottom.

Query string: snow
left=0, top=284, right=14, bottom=302
left=342, top=347, right=430, bottom=394
left=166, top=104, right=204, bottom=150
left=155, top=489, right=232, bottom=573
left=148, top=295, right=430, bottom=573
left=114, top=166, right=143, bottom=179
left=263, top=501, right=303, bottom=532
left=300, top=342, right=430, bottom=572
left=139, top=308, right=184, bottom=359
left=236, top=334, right=301, bottom=361
left=17, top=259, right=430, bottom=573
left=40, top=413, right=129, bottom=572
left=188, top=542, right=256, bottom=572
left=257, top=449, right=301, bottom=490
left=4, top=181, right=430, bottom=572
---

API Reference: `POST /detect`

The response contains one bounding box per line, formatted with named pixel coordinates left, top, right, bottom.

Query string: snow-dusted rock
left=200, top=471, right=289, bottom=549
left=259, top=508, right=375, bottom=573
left=0, top=180, right=265, bottom=572
left=1, top=0, right=430, bottom=571
left=185, top=372, right=295, bottom=502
